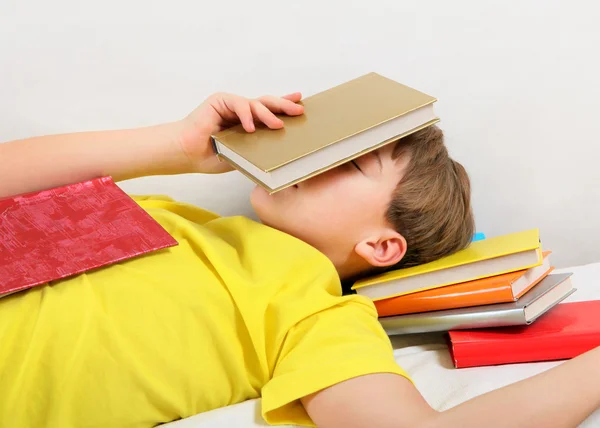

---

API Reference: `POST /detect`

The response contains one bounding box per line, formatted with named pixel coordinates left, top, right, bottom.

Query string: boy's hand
left=0, top=91, right=303, bottom=197
left=179, top=92, right=304, bottom=174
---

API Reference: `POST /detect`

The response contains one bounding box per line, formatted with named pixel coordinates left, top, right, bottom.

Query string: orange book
left=375, top=252, right=552, bottom=317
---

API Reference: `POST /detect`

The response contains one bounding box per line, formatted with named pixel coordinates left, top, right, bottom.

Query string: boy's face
left=251, top=143, right=409, bottom=277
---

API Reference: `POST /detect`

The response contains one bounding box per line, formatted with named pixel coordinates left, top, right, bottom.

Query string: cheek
left=250, top=168, right=389, bottom=243
left=303, top=167, right=355, bottom=195
left=303, top=173, right=377, bottom=224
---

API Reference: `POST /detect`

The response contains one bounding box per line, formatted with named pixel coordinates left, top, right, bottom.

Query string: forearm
left=0, top=121, right=191, bottom=198
left=428, top=346, right=600, bottom=428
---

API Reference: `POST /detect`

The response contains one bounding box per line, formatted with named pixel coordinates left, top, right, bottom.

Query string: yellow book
left=352, top=229, right=543, bottom=301
left=211, top=72, right=438, bottom=193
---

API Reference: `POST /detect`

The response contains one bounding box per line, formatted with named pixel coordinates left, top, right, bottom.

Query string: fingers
left=250, top=100, right=284, bottom=129
left=282, top=92, right=302, bottom=102
left=215, top=92, right=304, bottom=133
left=223, top=96, right=255, bottom=132
left=258, top=95, right=304, bottom=116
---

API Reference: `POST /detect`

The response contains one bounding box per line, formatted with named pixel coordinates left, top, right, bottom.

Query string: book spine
left=380, top=308, right=525, bottom=335
left=210, top=136, right=221, bottom=155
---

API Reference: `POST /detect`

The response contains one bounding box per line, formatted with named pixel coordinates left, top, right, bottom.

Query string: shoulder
left=292, top=294, right=383, bottom=339
left=261, top=294, right=407, bottom=425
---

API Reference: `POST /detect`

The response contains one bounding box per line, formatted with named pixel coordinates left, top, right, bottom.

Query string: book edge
left=214, top=101, right=437, bottom=172
left=0, top=176, right=111, bottom=203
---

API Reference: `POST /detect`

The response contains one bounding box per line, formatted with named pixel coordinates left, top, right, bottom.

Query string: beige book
left=211, top=72, right=439, bottom=193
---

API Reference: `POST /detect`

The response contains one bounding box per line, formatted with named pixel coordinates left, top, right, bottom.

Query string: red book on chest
left=0, top=176, right=178, bottom=297
left=448, top=300, right=600, bottom=368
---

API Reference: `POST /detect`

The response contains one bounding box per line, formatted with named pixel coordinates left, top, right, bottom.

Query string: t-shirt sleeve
left=261, top=297, right=411, bottom=427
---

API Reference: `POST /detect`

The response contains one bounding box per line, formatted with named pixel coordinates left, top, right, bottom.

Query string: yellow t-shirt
left=0, top=195, right=408, bottom=428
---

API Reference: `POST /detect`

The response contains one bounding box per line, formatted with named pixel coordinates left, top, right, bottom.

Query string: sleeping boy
left=2, top=91, right=597, bottom=428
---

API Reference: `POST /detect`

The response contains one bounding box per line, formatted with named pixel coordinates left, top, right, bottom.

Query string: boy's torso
left=0, top=195, right=363, bottom=427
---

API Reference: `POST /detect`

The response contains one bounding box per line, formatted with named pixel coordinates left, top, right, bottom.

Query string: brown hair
left=386, top=125, right=474, bottom=269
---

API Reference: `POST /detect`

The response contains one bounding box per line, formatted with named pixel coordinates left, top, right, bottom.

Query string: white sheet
left=162, top=262, right=600, bottom=428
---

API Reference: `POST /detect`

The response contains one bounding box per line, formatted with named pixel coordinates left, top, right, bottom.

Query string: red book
left=448, top=300, right=600, bottom=368
left=0, top=176, right=178, bottom=297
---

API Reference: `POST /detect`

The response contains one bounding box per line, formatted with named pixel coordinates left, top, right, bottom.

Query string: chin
left=251, top=185, right=302, bottom=232
left=250, top=186, right=275, bottom=225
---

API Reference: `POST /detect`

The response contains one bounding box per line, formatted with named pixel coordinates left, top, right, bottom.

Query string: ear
left=354, top=229, right=407, bottom=268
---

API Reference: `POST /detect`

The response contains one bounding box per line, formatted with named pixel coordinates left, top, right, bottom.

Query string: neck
left=332, top=251, right=373, bottom=282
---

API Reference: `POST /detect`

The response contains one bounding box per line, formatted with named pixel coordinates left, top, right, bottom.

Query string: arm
left=302, top=346, right=600, bottom=428
left=0, top=92, right=304, bottom=198
left=0, top=122, right=189, bottom=197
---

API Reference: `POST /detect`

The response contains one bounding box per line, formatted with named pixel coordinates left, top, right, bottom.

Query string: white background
left=1, top=0, right=599, bottom=268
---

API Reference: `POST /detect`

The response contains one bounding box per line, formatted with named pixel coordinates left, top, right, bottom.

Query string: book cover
left=0, top=176, right=178, bottom=296
left=212, top=72, right=438, bottom=193
left=374, top=252, right=553, bottom=317
left=379, top=273, right=574, bottom=335
left=353, top=228, right=543, bottom=300
left=448, top=299, right=600, bottom=368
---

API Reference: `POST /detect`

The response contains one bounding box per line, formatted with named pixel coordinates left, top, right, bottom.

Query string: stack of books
left=353, top=229, right=600, bottom=367
left=352, top=229, right=571, bottom=334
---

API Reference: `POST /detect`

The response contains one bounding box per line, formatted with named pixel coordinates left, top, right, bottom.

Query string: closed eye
left=351, top=160, right=362, bottom=172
